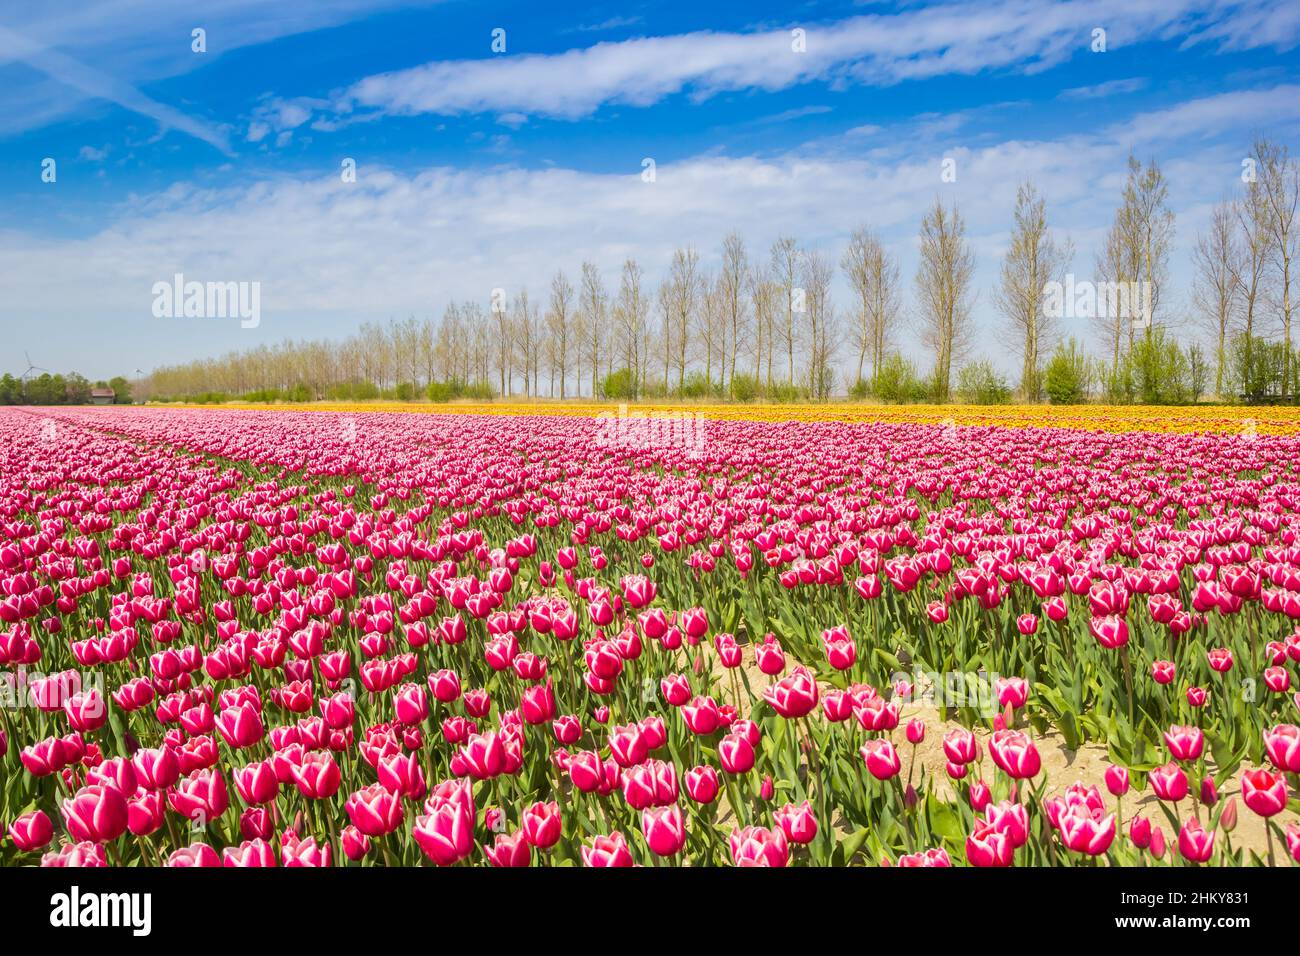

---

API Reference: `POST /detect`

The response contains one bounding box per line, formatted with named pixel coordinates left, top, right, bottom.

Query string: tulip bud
left=1104, top=764, right=1130, bottom=797
left=1150, top=825, right=1166, bottom=859
left=906, top=719, right=925, bottom=745
left=1128, top=814, right=1151, bottom=850
left=1219, top=796, right=1238, bottom=833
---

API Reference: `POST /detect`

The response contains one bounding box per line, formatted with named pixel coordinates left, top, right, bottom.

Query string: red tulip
left=1148, top=762, right=1189, bottom=802
left=987, top=730, right=1040, bottom=779
left=1240, top=768, right=1288, bottom=817
left=1104, top=764, right=1130, bottom=797
left=773, top=801, right=818, bottom=845
left=521, top=801, right=562, bottom=849
left=729, top=825, right=789, bottom=866
left=1263, top=724, right=1300, bottom=773
left=762, top=666, right=818, bottom=718
left=61, top=784, right=129, bottom=843
left=223, top=838, right=277, bottom=867
left=965, top=822, right=1014, bottom=867
left=414, top=785, right=475, bottom=866
left=484, top=831, right=532, bottom=867
left=641, top=804, right=686, bottom=857
left=8, top=810, right=54, bottom=851
left=292, top=750, right=342, bottom=799
left=1177, top=819, right=1215, bottom=863
left=581, top=832, right=634, bottom=867
left=1163, top=724, right=1204, bottom=762
left=860, top=739, right=901, bottom=780
left=346, top=783, right=406, bottom=836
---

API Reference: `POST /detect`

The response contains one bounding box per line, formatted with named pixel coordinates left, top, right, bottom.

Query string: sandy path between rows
left=705, top=652, right=1297, bottom=863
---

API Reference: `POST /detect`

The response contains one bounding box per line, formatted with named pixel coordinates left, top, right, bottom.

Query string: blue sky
left=2, top=0, right=1299, bottom=380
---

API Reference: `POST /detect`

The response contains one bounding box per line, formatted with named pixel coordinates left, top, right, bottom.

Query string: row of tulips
left=1, top=406, right=1298, bottom=866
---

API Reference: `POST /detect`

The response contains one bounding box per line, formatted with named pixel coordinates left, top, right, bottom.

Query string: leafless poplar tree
left=769, top=237, right=800, bottom=385
left=993, top=183, right=1072, bottom=401
left=1256, top=137, right=1299, bottom=396
left=1191, top=202, right=1241, bottom=397
left=841, top=226, right=901, bottom=387
left=915, top=198, right=974, bottom=402
left=547, top=270, right=575, bottom=399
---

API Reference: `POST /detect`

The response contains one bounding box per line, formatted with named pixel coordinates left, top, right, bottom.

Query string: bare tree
left=547, top=271, right=575, bottom=398
left=841, top=226, right=902, bottom=387
left=1191, top=201, right=1241, bottom=397
left=466, top=302, right=490, bottom=385
left=656, top=279, right=674, bottom=392
left=718, top=232, right=749, bottom=392
left=749, top=269, right=778, bottom=390
left=1235, top=170, right=1275, bottom=378
left=769, top=237, right=800, bottom=384
left=993, top=183, right=1073, bottom=401
left=695, top=273, right=728, bottom=389
left=1256, top=137, right=1299, bottom=397
left=667, top=247, right=701, bottom=391
left=1095, top=214, right=1136, bottom=373
left=579, top=261, right=607, bottom=398
left=493, top=296, right=515, bottom=396
left=513, top=289, right=541, bottom=396
left=1126, top=155, right=1175, bottom=340
left=915, top=198, right=975, bottom=401
left=801, top=250, right=838, bottom=399
left=417, top=316, right=436, bottom=388
left=612, top=258, right=649, bottom=392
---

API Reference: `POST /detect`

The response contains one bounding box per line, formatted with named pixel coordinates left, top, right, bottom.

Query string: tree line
left=0, top=373, right=133, bottom=406
left=145, top=135, right=1298, bottom=406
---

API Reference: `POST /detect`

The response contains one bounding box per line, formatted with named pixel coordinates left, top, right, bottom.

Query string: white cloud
left=0, top=1, right=445, bottom=147
left=566, top=16, right=645, bottom=34
left=1060, top=77, right=1149, bottom=99
left=320, top=0, right=1298, bottom=122
left=2, top=85, right=1297, bottom=378
left=0, top=24, right=233, bottom=154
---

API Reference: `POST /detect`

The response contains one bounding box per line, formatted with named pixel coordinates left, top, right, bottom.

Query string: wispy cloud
left=291, top=0, right=1298, bottom=128
left=0, top=1, right=443, bottom=146
left=6, top=83, right=1295, bottom=377
left=1059, top=76, right=1149, bottom=99
left=0, top=24, right=233, bottom=153
left=565, top=15, right=645, bottom=34
left=755, top=105, right=834, bottom=124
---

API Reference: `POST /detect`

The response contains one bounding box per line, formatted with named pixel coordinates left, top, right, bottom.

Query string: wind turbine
left=21, top=352, right=47, bottom=383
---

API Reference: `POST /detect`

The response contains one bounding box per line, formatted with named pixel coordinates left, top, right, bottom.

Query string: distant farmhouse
left=90, top=387, right=116, bottom=405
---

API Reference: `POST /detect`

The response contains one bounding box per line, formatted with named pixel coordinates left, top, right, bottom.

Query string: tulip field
left=3, top=403, right=1300, bottom=869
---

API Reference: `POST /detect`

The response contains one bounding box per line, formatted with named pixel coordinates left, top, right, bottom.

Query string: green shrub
left=729, top=372, right=759, bottom=402
left=767, top=381, right=802, bottom=403
left=1045, top=339, right=1093, bottom=405
left=848, top=378, right=872, bottom=401
left=602, top=368, right=638, bottom=400
left=955, top=361, right=1012, bottom=405
left=872, top=354, right=921, bottom=404
left=678, top=371, right=713, bottom=399
left=426, top=381, right=456, bottom=403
